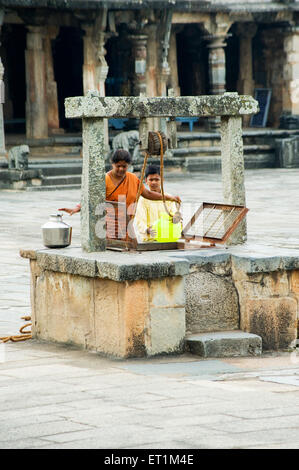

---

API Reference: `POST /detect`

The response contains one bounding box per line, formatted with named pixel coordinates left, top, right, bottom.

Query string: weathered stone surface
left=21, top=247, right=190, bottom=282
left=30, top=266, right=186, bottom=359
left=81, top=118, right=106, bottom=252
left=0, top=169, right=43, bottom=190
left=65, top=93, right=259, bottom=119
left=231, top=253, right=299, bottom=274
left=147, top=277, right=186, bottom=356
left=241, top=297, right=297, bottom=351
left=290, top=270, right=299, bottom=293
left=220, top=115, right=247, bottom=244
left=186, top=331, right=262, bottom=358
left=185, top=270, right=239, bottom=334
left=34, top=270, right=96, bottom=349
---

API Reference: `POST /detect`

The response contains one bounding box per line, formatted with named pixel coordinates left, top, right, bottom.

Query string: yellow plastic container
left=152, top=212, right=182, bottom=242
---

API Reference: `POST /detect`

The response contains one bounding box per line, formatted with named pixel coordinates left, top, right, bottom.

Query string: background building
left=0, top=0, right=298, bottom=187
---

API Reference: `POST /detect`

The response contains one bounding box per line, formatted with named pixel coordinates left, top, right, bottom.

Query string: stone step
left=183, top=153, right=275, bottom=172
left=26, top=184, right=81, bottom=191
left=173, top=144, right=275, bottom=157
left=41, top=175, right=82, bottom=186
left=186, top=330, right=262, bottom=358
left=29, top=161, right=82, bottom=176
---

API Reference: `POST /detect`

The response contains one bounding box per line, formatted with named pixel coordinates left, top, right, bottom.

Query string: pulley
left=147, top=131, right=168, bottom=156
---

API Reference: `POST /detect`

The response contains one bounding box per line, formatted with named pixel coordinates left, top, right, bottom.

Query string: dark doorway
left=225, top=26, right=240, bottom=92
left=105, top=26, right=132, bottom=97
left=176, top=25, right=209, bottom=97
left=52, top=27, right=83, bottom=132
left=2, top=24, right=26, bottom=134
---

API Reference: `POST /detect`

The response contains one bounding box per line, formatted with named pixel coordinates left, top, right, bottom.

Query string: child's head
left=145, top=165, right=161, bottom=192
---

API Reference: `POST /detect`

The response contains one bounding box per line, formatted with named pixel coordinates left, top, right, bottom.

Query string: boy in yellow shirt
left=134, top=165, right=180, bottom=242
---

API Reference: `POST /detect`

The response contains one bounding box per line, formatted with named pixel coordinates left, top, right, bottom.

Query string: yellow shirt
left=134, top=196, right=178, bottom=242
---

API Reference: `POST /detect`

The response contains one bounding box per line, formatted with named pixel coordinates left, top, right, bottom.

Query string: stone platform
left=20, top=243, right=299, bottom=359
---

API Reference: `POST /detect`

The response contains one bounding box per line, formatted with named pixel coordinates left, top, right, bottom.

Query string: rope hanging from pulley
left=131, top=131, right=169, bottom=221
left=132, top=130, right=182, bottom=225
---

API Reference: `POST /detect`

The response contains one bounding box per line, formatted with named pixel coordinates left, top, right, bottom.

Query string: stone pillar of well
left=44, top=25, right=62, bottom=135
left=0, top=9, right=7, bottom=167
left=236, top=23, right=257, bottom=127
left=220, top=94, right=247, bottom=245
left=25, top=25, right=48, bottom=139
left=81, top=116, right=107, bottom=252
left=281, top=25, right=299, bottom=128
left=129, top=33, right=148, bottom=96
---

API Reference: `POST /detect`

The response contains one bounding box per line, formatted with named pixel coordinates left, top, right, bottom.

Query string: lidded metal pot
left=42, top=213, right=72, bottom=248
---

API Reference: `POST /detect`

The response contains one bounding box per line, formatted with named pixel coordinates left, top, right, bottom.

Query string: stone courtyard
left=0, top=168, right=299, bottom=449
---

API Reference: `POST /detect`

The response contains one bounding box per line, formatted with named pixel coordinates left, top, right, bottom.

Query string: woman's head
left=111, top=149, right=132, bottom=177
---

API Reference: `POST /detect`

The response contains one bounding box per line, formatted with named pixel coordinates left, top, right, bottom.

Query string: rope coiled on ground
left=0, top=316, right=32, bottom=343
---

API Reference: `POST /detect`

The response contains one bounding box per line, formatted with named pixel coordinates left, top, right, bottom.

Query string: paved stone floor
left=0, top=168, right=299, bottom=449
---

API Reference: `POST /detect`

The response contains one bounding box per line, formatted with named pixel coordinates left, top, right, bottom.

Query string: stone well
left=20, top=246, right=299, bottom=358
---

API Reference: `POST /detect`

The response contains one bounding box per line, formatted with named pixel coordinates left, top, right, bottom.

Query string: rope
left=0, top=316, right=32, bottom=343
left=131, top=131, right=182, bottom=225
left=131, top=150, right=149, bottom=221
left=156, top=131, right=172, bottom=217
left=156, top=131, right=182, bottom=223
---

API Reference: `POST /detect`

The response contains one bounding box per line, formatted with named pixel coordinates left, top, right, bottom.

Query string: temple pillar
left=203, top=13, right=232, bottom=131
left=82, top=23, right=97, bottom=94
left=44, top=25, right=62, bottom=134
left=25, top=25, right=48, bottom=139
left=145, top=24, right=158, bottom=97
left=281, top=25, right=299, bottom=128
left=95, top=13, right=110, bottom=151
left=129, top=33, right=148, bottom=96
left=236, top=23, right=257, bottom=127
left=168, top=31, right=180, bottom=96
left=205, top=33, right=229, bottom=130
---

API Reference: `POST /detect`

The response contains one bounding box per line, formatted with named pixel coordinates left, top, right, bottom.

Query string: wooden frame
left=181, top=202, right=249, bottom=248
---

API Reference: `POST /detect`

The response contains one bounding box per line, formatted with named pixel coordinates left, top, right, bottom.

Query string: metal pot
left=42, top=214, right=72, bottom=248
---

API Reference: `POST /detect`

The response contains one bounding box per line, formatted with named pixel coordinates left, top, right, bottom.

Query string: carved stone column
left=203, top=13, right=232, bottom=131
left=205, top=33, right=229, bottom=130
left=129, top=34, right=148, bottom=96
left=168, top=30, right=180, bottom=96
left=25, top=25, right=48, bottom=139
left=0, top=9, right=7, bottom=167
left=94, top=11, right=110, bottom=151
left=44, top=25, right=62, bottom=134
left=236, top=23, right=257, bottom=127
left=281, top=25, right=299, bottom=128
left=82, top=23, right=97, bottom=94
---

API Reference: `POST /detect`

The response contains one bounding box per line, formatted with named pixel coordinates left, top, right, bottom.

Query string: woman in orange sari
left=59, top=149, right=181, bottom=215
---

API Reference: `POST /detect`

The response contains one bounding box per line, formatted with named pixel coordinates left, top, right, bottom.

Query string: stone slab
left=20, top=244, right=299, bottom=281
left=20, top=246, right=190, bottom=281
left=65, top=93, right=258, bottom=119
left=186, top=330, right=262, bottom=358
left=119, top=359, right=244, bottom=377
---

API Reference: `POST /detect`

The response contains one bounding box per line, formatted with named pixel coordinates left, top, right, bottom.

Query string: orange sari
left=105, top=172, right=144, bottom=240
left=105, top=172, right=144, bottom=210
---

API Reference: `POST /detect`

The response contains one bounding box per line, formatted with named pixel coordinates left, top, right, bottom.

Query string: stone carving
left=8, top=145, right=30, bottom=170
left=111, top=130, right=140, bottom=162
